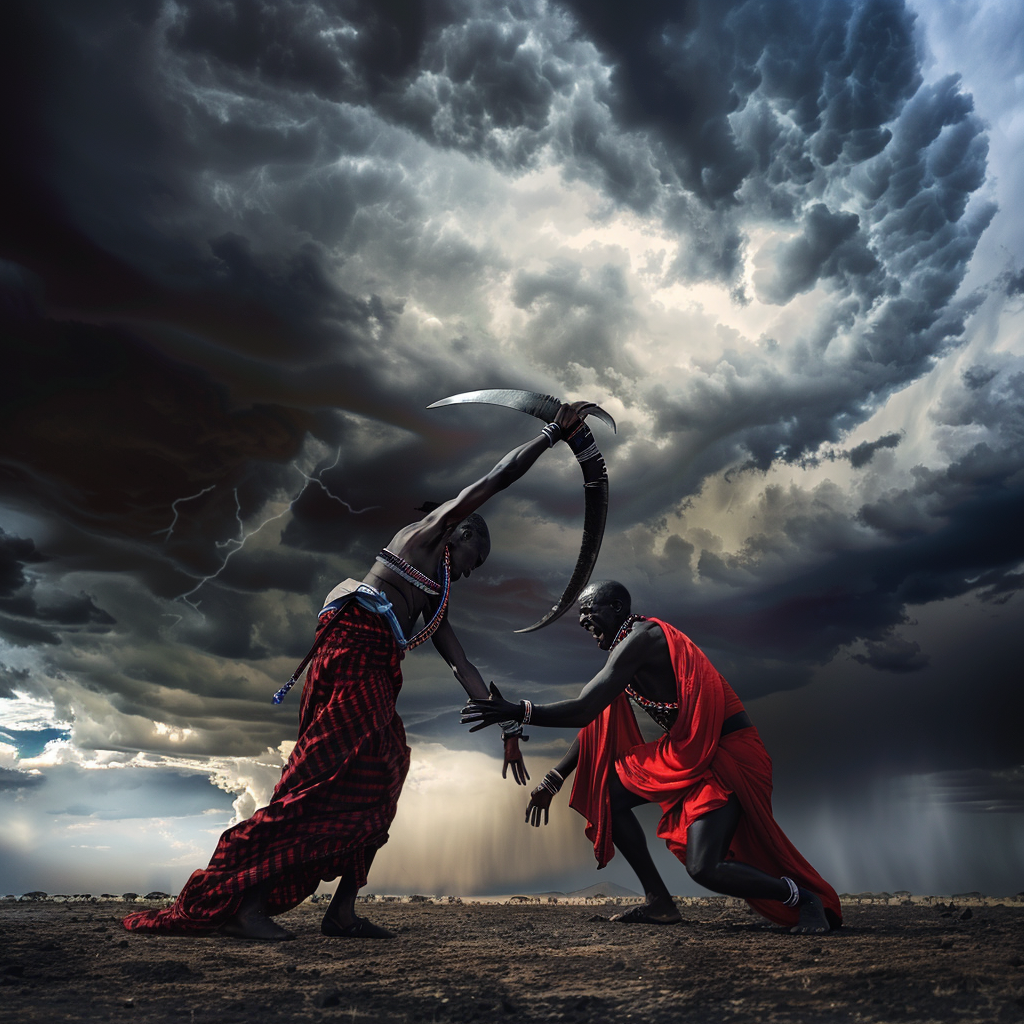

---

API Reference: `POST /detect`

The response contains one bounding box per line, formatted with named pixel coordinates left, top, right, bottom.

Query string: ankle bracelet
left=782, top=876, right=800, bottom=907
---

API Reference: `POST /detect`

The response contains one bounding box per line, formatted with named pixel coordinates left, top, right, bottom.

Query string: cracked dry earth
left=2, top=899, right=1023, bottom=1023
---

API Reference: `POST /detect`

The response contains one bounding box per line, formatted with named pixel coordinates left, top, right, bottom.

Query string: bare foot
left=610, top=899, right=682, bottom=925
left=219, top=908, right=294, bottom=941
left=321, top=914, right=395, bottom=938
left=790, top=890, right=830, bottom=934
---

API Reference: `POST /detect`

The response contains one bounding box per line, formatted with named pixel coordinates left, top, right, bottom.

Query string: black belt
left=721, top=709, right=753, bottom=736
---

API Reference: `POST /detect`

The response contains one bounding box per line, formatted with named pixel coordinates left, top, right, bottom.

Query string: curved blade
left=515, top=473, right=608, bottom=633
left=428, top=388, right=612, bottom=632
left=428, top=388, right=616, bottom=433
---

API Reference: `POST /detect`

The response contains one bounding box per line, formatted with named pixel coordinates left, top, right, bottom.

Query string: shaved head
left=579, top=580, right=632, bottom=611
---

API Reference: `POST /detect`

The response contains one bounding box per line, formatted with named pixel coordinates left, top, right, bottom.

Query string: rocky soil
left=2, top=895, right=1023, bottom=1023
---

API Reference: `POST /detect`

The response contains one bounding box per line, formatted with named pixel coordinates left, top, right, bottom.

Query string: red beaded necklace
left=609, top=613, right=646, bottom=650
left=611, top=614, right=681, bottom=713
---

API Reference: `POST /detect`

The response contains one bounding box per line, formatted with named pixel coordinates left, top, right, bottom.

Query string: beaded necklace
left=273, top=549, right=451, bottom=703
left=375, top=548, right=443, bottom=595
left=609, top=613, right=647, bottom=650
left=611, top=614, right=680, bottom=729
left=404, top=548, right=451, bottom=650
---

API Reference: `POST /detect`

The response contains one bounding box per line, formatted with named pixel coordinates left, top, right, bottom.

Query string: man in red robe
left=463, top=580, right=842, bottom=933
left=124, top=402, right=588, bottom=941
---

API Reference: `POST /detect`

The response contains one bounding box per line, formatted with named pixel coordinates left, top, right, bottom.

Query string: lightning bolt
left=178, top=488, right=294, bottom=610
left=173, top=449, right=378, bottom=610
left=293, top=457, right=380, bottom=515
left=154, top=484, right=217, bottom=539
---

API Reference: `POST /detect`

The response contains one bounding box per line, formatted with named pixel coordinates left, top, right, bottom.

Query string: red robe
left=124, top=604, right=410, bottom=933
left=569, top=617, right=841, bottom=928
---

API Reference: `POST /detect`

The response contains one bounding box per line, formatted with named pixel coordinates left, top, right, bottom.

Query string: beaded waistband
left=624, top=684, right=678, bottom=711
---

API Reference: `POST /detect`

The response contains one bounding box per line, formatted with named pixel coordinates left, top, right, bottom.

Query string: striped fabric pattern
left=124, top=604, right=410, bottom=933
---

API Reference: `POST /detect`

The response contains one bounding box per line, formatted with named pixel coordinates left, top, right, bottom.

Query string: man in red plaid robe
left=124, top=402, right=587, bottom=940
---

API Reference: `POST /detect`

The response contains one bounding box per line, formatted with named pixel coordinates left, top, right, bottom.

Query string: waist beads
left=625, top=685, right=679, bottom=732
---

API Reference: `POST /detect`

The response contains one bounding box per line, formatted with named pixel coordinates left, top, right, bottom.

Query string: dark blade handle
left=516, top=421, right=608, bottom=632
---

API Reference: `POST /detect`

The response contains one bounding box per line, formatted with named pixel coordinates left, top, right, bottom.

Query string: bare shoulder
left=387, top=518, right=446, bottom=559
left=632, top=620, right=668, bottom=657
left=608, top=619, right=665, bottom=666
left=399, top=495, right=471, bottom=545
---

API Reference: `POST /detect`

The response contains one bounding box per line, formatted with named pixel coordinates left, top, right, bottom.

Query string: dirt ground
left=2, top=896, right=1023, bottom=1023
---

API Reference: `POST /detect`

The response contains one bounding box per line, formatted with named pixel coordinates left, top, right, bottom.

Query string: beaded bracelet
left=500, top=719, right=524, bottom=739
left=539, top=768, right=564, bottom=796
left=541, top=422, right=562, bottom=447
left=520, top=699, right=533, bottom=725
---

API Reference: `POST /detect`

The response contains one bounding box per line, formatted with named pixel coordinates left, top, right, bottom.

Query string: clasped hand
left=460, top=681, right=520, bottom=732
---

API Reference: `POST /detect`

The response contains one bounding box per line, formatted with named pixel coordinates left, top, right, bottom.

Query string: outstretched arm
left=432, top=618, right=530, bottom=785
left=462, top=628, right=656, bottom=731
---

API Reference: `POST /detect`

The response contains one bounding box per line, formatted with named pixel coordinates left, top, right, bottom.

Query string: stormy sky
left=2, top=0, right=1022, bottom=899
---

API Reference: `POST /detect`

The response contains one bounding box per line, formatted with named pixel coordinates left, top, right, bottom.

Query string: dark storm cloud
left=1, top=288, right=315, bottom=566
left=0, top=593, right=114, bottom=630
left=553, top=0, right=924, bottom=287
left=212, top=547, right=322, bottom=595
left=662, top=362, right=1024, bottom=673
left=0, top=0, right=1015, bottom=792
left=851, top=634, right=928, bottom=672
left=0, top=0, right=540, bottom=626
left=0, top=530, right=47, bottom=597
left=645, top=61, right=992, bottom=478
left=0, top=529, right=114, bottom=647
left=511, top=261, right=638, bottom=384
left=753, top=203, right=881, bottom=306
left=557, top=0, right=755, bottom=205
left=0, top=618, right=62, bottom=648
left=848, top=432, right=902, bottom=469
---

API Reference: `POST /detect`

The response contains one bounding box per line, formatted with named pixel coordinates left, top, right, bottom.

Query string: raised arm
left=418, top=402, right=586, bottom=536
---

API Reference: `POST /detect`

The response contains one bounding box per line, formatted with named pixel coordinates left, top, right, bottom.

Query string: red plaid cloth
left=124, top=604, right=409, bottom=934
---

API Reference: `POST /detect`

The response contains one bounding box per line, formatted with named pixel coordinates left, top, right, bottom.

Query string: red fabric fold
left=568, top=617, right=842, bottom=929
left=569, top=692, right=643, bottom=868
left=124, top=604, right=410, bottom=934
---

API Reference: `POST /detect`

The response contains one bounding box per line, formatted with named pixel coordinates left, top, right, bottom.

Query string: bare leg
left=607, top=774, right=681, bottom=923
left=219, top=883, right=294, bottom=941
left=320, top=849, right=394, bottom=939
left=686, top=794, right=830, bottom=934
left=323, top=872, right=360, bottom=927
